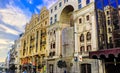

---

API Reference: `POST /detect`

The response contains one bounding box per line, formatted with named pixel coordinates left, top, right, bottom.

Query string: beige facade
left=104, top=6, right=115, bottom=45
left=72, top=2, right=103, bottom=73
left=104, top=6, right=119, bottom=48
left=6, top=0, right=120, bottom=73
left=20, top=7, right=49, bottom=73
left=46, top=0, right=101, bottom=73
left=97, top=9, right=107, bottom=49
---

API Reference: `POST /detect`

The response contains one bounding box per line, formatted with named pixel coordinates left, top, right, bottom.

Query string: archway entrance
left=90, top=48, right=120, bottom=73
left=60, top=5, right=74, bottom=26
left=92, top=54, right=120, bottom=73
left=104, top=54, right=119, bottom=73
left=95, top=55, right=120, bottom=73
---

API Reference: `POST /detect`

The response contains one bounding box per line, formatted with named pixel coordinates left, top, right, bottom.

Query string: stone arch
left=60, top=5, right=74, bottom=26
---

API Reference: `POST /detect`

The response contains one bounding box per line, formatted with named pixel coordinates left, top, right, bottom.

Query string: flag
left=78, top=55, right=82, bottom=62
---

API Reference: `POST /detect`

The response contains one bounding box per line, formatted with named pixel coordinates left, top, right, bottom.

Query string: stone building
left=20, top=7, right=49, bottom=73
left=90, top=0, right=120, bottom=73
left=73, top=2, right=103, bottom=73
left=18, top=0, right=120, bottom=73
left=46, top=0, right=104, bottom=73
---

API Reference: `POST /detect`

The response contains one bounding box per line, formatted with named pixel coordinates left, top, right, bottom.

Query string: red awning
left=89, top=48, right=120, bottom=58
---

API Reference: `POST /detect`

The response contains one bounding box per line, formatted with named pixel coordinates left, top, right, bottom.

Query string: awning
left=89, top=48, right=120, bottom=58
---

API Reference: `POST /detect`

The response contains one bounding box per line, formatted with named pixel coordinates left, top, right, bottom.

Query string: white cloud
left=0, top=58, right=5, bottom=62
left=37, top=0, right=58, bottom=9
left=0, top=38, right=14, bottom=62
left=43, top=0, right=58, bottom=8
left=27, top=0, right=33, bottom=4
left=0, top=4, right=31, bottom=32
left=0, top=2, right=32, bottom=61
left=37, top=5, right=43, bottom=10
left=0, top=39, right=13, bottom=61
left=0, top=39, right=14, bottom=45
left=0, top=24, right=19, bottom=35
left=34, top=9, right=39, bottom=14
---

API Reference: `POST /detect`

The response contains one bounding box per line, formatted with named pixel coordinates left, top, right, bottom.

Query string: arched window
left=87, top=32, right=91, bottom=40
left=54, top=30, right=56, bottom=34
left=23, top=49, right=25, bottom=56
left=50, top=43, right=52, bottom=49
left=87, top=45, right=91, bottom=52
left=80, top=34, right=84, bottom=42
left=109, top=37, right=112, bottom=43
left=53, top=42, right=55, bottom=48
left=108, top=28, right=111, bottom=33
left=79, top=18, right=82, bottom=24
left=80, top=46, right=85, bottom=54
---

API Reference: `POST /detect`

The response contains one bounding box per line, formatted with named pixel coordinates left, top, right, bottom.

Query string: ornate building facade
left=20, top=7, right=49, bottom=73
left=46, top=0, right=103, bottom=73
left=18, top=0, right=120, bottom=73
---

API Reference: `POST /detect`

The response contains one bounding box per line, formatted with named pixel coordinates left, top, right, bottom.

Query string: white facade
left=14, top=39, right=21, bottom=73
left=49, top=0, right=78, bottom=25
left=74, top=2, right=98, bottom=56
left=49, top=0, right=95, bottom=25
left=62, top=27, right=74, bottom=57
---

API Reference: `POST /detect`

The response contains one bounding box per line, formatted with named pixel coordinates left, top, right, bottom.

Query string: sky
left=0, top=0, right=58, bottom=62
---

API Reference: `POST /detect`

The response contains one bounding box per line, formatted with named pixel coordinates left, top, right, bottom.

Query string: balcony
left=42, top=41, right=46, bottom=45
left=78, top=52, right=89, bottom=57
left=30, top=38, right=35, bottom=42
left=41, top=32, right=46, bottom=36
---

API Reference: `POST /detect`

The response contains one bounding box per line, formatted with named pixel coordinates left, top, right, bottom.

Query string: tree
left=57, top=60, right=67, bottom=68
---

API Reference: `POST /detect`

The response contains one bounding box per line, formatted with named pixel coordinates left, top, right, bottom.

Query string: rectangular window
left=50, top=17, right=53, bottom=25
left=55, top=6, right=57, bottom=10
left=108, top=20, right=110, bottom=25
left=79, top=18, right=82, bottom=23
left=86, top=0, right=90, bottom=5
left=53, top=43, right=55, bottom=48
left=86, top=15, right=89, bottom=21
left=59, top=2, right=62, bottom=7
left=107, top=11, right=109, bottom=15
left=49, top=64, right=54, bottom=73
left=45, top=21, right=47, bottom=25
left=81, top=64, right=91, bottom=73
left=51, top=9, right=53, bottom=13
left=78, top=0, right=81, bottom=3
left=54, top=14, right=57, bottom=22
left=50, top=44, right=52, bottom=49
left=108, top=28, right=111, bottom=33
left=64, top=0, right=66, bottom=3
left=36, top=31, right=39, bottom=52
left=78, top=4, right=82, bottom=9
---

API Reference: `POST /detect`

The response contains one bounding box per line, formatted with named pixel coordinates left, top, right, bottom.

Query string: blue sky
left=0, top=0, right=58, bottom=62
